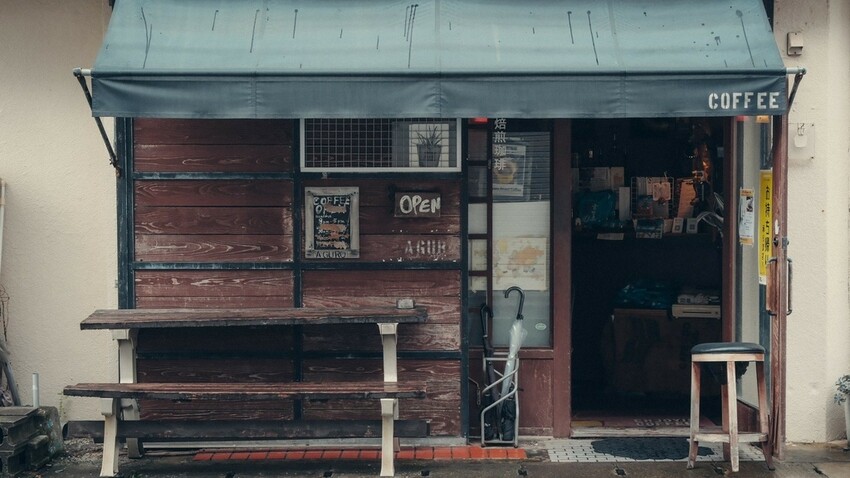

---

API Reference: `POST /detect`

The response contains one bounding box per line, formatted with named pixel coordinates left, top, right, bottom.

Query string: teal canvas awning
left=88, top=0, right=790, bottom=118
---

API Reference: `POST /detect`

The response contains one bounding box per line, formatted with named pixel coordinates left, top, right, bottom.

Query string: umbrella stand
left=478, top=304, right=499, bottom=441
left=480, top=358, right=520, bottom=446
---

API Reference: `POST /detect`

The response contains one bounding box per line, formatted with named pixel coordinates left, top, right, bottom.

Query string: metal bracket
left=73, top=68, right=121, bottom=177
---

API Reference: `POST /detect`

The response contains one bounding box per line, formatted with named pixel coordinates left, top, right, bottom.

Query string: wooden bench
left=63, top=306, right=428, bottom=477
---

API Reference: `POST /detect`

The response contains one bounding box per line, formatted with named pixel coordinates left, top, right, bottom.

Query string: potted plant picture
left=415, top=125, right=443, bottom=167
left=835, top=375, right=850, bottom=447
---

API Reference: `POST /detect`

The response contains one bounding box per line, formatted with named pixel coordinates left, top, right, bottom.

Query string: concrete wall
left=774, top=0, right=850, bottom=442
left=0, top=1, right=117, bottom=421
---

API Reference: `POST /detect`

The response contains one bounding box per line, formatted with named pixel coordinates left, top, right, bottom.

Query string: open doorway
left=569, top=118, right=726, bottom=435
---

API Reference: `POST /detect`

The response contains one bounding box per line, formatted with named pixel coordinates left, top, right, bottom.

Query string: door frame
left=551, top=116, right=788, bottom=444
left=552, top=119, right=572, bottom=437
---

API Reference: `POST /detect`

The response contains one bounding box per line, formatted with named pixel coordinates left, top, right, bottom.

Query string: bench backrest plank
left=81, top=306, right=427, bottom=330
left=64, top=382, right=427, bottom=401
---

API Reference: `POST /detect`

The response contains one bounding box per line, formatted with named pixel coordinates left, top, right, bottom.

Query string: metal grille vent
left=302, top=118, right=459, bottom=171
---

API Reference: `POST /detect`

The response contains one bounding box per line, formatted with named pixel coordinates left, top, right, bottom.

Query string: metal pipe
left=787, top=70, right=806, bottom=110
left=32, top=373, right=39, bottom=408
left=72, top=68, right=120, bottom=176
left=0, top=179, right=5, bottom=276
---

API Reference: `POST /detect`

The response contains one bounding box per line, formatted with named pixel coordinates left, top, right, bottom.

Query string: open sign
left=394, top=192, right=441, bottom=218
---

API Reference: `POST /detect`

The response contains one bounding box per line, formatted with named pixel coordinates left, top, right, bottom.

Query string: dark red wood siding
left=131, top=119, right=462, bottom=436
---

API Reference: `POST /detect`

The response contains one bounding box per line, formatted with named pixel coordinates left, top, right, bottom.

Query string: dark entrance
left=569, top=118, right=726, bottom=434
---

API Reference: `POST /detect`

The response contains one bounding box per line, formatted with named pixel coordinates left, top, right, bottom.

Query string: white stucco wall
left=1, top=0, right=849, bottom=445
left=774, top=0, right=850, bottom=443
left=0, top=1, right=117, bottom=421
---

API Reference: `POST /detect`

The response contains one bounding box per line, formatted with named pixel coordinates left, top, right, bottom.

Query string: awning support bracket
left=73, top=68, right=121, bottom=177
left=786, top=67, right=806, bottom=110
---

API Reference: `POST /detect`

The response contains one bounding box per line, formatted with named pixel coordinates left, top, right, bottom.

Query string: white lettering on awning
left=708, top=91, right=782, bottom=111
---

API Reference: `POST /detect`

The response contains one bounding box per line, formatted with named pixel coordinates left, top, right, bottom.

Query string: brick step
left=194, top=445, right=528, bottom=462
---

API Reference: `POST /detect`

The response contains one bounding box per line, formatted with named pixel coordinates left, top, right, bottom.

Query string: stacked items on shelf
left=672, top=288, right=721, bottom=318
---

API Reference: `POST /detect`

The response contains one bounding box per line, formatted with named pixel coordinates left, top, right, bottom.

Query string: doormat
left=546, top=438, right=764, bottom=463
left=592, top=437, right=711, bottom=460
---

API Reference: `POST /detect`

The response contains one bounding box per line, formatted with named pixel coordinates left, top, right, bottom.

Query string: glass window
left=490, top=122, right=551, bottom=347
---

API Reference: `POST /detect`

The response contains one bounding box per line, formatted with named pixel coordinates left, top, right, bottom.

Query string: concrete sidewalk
left=20, top=439, right=850, bottom=478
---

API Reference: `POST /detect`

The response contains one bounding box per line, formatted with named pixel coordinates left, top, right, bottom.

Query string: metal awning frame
left=74, top=68, right=120, bottom=176
left=72, top=66, right=806, bottom=174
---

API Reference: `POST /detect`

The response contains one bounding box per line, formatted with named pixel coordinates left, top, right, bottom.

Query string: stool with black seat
left=687, top=342, right=772, bottom=472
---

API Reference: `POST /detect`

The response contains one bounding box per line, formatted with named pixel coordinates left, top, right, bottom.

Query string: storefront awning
left=86, top=0, right=791, bottom=119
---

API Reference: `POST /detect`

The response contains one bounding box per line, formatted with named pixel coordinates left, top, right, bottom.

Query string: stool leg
left=756, top=361, right=774, bottom=469
left=726, top=361, right=740, bottom=472
left=688, top=360, right=701, bottom=469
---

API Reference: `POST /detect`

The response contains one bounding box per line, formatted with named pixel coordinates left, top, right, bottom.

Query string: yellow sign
left=758, top=170, right=773, bottom=284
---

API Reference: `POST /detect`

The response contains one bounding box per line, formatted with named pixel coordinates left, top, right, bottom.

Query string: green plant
left=416, top=125, right=442, bottom=149
left=835, top=375, right=850, bottom=404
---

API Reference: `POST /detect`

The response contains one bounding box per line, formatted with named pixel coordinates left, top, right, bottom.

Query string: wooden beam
left=64, top=382, right=427, bottom=401
left=81, top=306, right=428, bottom=330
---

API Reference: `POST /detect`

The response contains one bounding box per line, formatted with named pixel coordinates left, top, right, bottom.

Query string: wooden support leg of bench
left=380, top=398, right=398, bottom=477
left=100, top=398, right=120, bottom=477
left=114, top=329, right=143, bottom=458
left=378, top=323, right=399, bottom=383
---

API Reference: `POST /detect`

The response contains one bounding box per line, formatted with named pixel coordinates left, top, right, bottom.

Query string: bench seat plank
left=64, top=382, right=427, bottom=401
left=66, top=419, right=430, bottom=441
left=80, top=306, right=427, bottom=330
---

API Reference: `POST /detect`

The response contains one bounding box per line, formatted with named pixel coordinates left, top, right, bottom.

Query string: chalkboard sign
left=305, top=187, right=360, bottom=259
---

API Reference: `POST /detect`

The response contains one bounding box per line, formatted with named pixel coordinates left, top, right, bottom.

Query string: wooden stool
left=688, top=342, right=772, bottom=472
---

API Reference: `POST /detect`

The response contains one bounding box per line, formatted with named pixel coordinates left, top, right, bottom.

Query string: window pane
left=491, top=127, right=551, bottom=347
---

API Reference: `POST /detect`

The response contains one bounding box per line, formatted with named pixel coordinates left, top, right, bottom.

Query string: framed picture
left=304, top=187, right=360, bottom=259
left=409, top=123, right=451, bottom=168
left=686, top=217, right=700, bottom=234
left=672, top=217, right=685, bottom=234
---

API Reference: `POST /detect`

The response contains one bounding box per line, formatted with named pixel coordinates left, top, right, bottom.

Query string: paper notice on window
left=758, top=171, right=773, bottom=285
left=739, top=188, right=755, bottom=246
left=493, top=237, right=548, bottom=291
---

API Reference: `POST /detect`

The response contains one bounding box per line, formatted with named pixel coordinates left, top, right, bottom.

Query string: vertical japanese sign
left=758, top=171, right=773, bottom=284
left=739, top=188, right=755, bottom=246
left=491, top=118, right=528, bottom=198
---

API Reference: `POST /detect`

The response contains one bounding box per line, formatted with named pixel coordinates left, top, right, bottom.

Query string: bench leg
left=378, top=323, right=399, bottom=383
left=100, top=398, right=120, bottom=477
left=380, top=398, right=398, bottom=477
left=115, top=330, right=143, bottom=458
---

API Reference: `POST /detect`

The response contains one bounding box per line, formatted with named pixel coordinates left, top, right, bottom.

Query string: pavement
left=20, top=438, right=850, bottom=478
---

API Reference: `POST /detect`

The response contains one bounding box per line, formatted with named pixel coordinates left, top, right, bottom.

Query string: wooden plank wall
left=131, top=119, right=462, bottom=435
